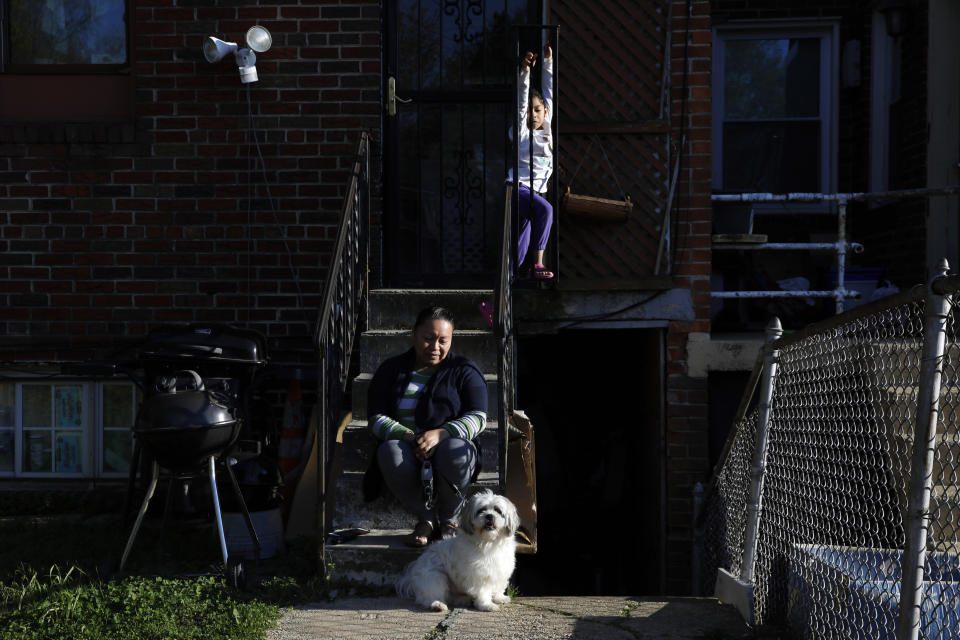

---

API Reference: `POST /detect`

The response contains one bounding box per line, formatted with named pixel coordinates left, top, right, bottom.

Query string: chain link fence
left=700, top=263, right=960, bottom=640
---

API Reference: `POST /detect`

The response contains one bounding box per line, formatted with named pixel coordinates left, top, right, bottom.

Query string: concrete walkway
left=266, top=595, right=752, bottom=640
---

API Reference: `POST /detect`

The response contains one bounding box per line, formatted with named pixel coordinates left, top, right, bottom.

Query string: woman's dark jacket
left=363, top=349, right=487, bottom=501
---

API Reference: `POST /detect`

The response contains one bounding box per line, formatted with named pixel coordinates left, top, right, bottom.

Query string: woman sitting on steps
left=364, top=306, right=487, bottom=547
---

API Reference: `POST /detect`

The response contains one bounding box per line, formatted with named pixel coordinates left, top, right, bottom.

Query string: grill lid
left=140, top=324, right=267, bottom=364
left=135, top=370, right=237, bottom=432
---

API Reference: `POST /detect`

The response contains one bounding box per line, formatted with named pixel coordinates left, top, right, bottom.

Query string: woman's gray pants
left=376, top=437, right=477, bottom=524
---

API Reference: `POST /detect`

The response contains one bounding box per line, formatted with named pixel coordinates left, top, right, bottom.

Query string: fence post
left=835, top=196, right=848, bottom=314
left=896, top=258, right=953, bottom=640
left=691, top=482, right=704, bottom=595
left=741, top=316, right=783, bottom=584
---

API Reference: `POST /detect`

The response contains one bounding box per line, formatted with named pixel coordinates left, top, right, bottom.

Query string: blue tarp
left=787, top=544, right=960, bottom=640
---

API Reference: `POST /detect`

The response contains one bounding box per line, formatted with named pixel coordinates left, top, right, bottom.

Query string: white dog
left=396, top=489, right=519, bottom=612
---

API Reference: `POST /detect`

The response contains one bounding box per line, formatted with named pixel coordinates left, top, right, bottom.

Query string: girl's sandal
left=405, top=520, right=435, bottom=548
left=528, top=263, right=554, bottom=280
left=478, top=301, right=494, bottom=328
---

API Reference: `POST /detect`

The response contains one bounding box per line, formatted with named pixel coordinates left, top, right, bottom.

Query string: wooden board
left=563, top=190, right=633, bottom=222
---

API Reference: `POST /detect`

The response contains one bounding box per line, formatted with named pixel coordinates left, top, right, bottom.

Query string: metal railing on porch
left=698, top=257, right=960, bottom=640
left=711, top=186, right=960, bottom=314
left=314, top=131, right=370, bottom=574
left=512, top=24, right=561, bottom=286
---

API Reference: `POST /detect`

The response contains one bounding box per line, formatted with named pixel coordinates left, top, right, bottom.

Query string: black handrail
left=495, top=185, right=516, bottom=491
left=314, top=131, right=370, bottom=574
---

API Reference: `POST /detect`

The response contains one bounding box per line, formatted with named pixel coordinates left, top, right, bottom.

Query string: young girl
left=508, top=44, right=554, bottom=279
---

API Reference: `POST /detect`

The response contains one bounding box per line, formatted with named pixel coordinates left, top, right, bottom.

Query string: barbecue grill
left=78, top=324, right=271, bottom=588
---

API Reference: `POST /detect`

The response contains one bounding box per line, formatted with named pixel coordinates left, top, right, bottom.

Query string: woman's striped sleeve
left=370, top=413, right=414, bottom=441
left=441, top=410, right=486, bottom=440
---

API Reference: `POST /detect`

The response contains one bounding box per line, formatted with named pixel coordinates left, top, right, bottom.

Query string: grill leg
left=119, top=460, right=159, bottom=572
left=208, top=455, right=229, bottom=566
left=159, top=475, right=176, bottom=559
left=122, top=441, right=142, bottom=525
left=225, top=459, right=262, bottom=559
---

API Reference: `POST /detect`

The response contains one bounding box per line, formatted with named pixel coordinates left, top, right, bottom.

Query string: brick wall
left=0, top=0, right=382, bottom=365
left=664, top=0, right=713, bottom=594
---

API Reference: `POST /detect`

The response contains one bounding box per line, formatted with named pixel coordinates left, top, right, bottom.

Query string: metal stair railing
left=314, top=131, right=370, bottom=574
left=495, top=185, right=516, bottom=492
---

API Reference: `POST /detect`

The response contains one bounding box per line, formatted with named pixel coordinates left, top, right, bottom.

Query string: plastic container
left=825, top=267, right=884, bottom=310
left=788, top=543, right=960, bottom=639
left=223, top=507, right=285, bottom=559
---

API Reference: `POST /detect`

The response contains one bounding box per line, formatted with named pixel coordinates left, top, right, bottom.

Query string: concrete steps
left=358, top=330, right=498, bottom=372
left=367, top=289, right=493, bottom=331
left=324, top=529, right=423, bottom=587
left=338, top=420, right=501, bottom=476
left=327, top=288, right=501, bottom=584
left=332, top=469, right=501, bottom=530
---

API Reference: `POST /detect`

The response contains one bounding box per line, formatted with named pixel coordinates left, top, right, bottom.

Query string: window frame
left=97, top=381, right=139, bottom=478
left=0, top=376, right=137, bottom=479
left=712, top=19, right=840, bottom=196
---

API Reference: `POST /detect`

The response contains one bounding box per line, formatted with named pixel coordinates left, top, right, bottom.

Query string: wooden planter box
left=561, top=188, right=632, bottom=222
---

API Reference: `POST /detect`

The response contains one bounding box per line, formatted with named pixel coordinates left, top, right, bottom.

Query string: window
left=0, top=379, right=138, bottom=478
left=100, top=382, right=137, bottom=475
left=22, top=383, right=87, bottom=474
left=0, top=0, right=132, bottom=120
left=5, top=0, right=127, bottom=68
left=713, top=21, right=839, bottom=194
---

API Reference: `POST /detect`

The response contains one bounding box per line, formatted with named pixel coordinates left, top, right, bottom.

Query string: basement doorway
left=514, top=328, right=664, bottom=595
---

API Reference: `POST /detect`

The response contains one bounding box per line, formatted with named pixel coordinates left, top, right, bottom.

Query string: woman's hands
left=413, top=428, right=450, bottom=461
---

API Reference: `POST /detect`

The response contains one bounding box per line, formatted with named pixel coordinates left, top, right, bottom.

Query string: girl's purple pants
left=516, top=182, right=553, bottom=267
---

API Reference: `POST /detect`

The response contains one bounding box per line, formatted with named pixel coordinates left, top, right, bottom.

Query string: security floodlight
left=201, top=25, right=273, bottom=84
left=202, top=37, right=238, bottom=63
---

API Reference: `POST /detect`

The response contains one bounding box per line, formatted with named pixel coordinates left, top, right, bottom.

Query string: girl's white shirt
left=508, top=58, right=553, bottom=194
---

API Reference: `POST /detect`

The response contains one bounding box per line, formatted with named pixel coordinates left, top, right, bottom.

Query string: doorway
left=514, top=328, right=664, bottom=595
left=382, top=1, right=540, bottom=287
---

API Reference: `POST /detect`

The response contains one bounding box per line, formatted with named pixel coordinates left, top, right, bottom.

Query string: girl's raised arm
left=541, top=44, right=553, bottom=124
left=517, top=51, right=535, bottom=134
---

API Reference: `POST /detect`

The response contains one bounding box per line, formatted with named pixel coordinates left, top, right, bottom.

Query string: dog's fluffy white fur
left=395, top=489, right=519, bottom=612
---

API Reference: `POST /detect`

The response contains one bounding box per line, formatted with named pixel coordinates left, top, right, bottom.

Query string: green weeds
left=0, top=514, right=340, bottom=640
left=1, top=564, right=276, bottom=640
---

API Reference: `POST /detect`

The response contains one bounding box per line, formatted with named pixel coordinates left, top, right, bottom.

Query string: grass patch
left=0, top=513, right=368, bottom=639
left=2, top=566, right=276, bottom=640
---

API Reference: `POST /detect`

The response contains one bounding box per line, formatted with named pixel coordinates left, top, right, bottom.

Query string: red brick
left=280, top=7, right=318, bottom=18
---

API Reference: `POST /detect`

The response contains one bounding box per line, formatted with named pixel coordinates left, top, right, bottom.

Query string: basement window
left=0, top=379, right=138, bottom=478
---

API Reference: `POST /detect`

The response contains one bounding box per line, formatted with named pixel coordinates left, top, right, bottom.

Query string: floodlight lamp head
left=245, top=25, right=272, bottom=53
left=202, top=26, right=271, bottom=83
left=202, top=37, right=238, bottom=63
